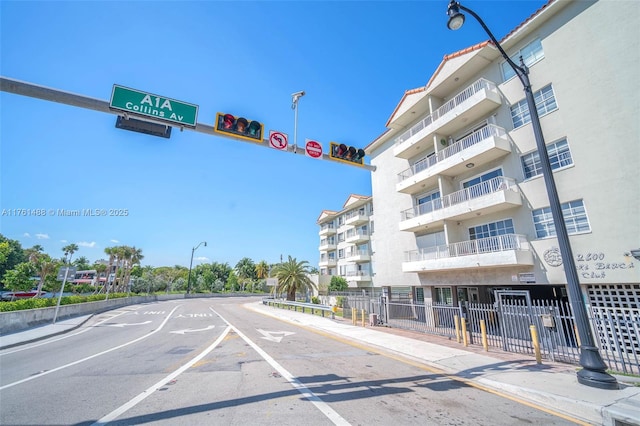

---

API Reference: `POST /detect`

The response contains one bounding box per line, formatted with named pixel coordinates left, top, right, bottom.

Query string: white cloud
left=35, top=233, right=50, bottom=239
left=110, top=239, right=119, bottom=243
left=77, top=241, right=97, bottom=248
left=23, top=232, right=31, bottom=238
left=195, top=256, right=210, bottom=262
left=60, top=240, right=68, bottom=243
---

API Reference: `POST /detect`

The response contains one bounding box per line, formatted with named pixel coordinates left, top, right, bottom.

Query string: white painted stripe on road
left=91, top=325, right=232, bottom=426
left=0, top=310, right=130, bottom=356
left=210, top=307, right=351, bottom=426
left=0, top=305, right=181, bottom=391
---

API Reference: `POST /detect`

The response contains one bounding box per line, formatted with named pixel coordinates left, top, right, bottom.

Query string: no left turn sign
left=269, top=131, right=288, bottom=150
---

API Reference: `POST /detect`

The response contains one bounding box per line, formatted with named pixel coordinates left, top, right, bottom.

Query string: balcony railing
left=345, top=270, right=370, bottom=277
left=404, top=234, right=530, bottom=261
left=398, top=124, right=507, bottom=182
left=401, top=176, right=516, bottom=221
left=394, top=78, right=498, bottom=147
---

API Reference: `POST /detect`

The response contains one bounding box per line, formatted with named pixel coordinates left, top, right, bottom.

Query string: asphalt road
left=0, top=297, right=578, bottom=425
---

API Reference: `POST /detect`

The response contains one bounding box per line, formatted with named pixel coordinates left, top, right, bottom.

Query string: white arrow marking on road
left=104, top=321, right=152, bottom=328
left=170, top=325, right=216, bottom=335
left=256, top=329, right=296, bottom=343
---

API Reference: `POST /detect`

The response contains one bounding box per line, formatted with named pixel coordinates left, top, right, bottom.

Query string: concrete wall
left=0, top=293, right=258, bottom=334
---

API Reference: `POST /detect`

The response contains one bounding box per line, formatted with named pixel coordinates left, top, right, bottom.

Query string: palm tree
left=235, top=257, right=256, bottom=292
left=270, top=255, right=316, bottom=301
left=29, top=252, right=57, bottom=297
left=62, top=244, right=79, bottom=264
left=73, top=256, right=91, bottom=271
left=94, top=263, right=108, bottom=293
left=103, top=247, right=116, bottom=294
left=121, top=246, right=143, bottom=293
left=256, top=260, right=269, bottom=279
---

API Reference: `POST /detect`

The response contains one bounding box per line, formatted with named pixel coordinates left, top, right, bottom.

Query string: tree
left=270, top=255, right=316, bottom=301
left=30, top=253, right=58, bottom=297
left=329, top=276, right=348, bottom=292
left=256, top=260, right=269, bottom=280
left=73, top=256, right=91, bottom=271
left=0, top=235, right=27, bottom=284
left=235, top=257, right=256, bottom=292
left=62, top=244, right=79, bottom=264
left=103, top=247, right=116, bottom=293
left=2, top=262, right=36, bottom=295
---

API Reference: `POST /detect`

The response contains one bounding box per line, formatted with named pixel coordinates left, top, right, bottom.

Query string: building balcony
left=396, top=124, right=511, bottom=194
left=402, top=234, right=533, bottom=272
left=393, top=78, right=502, bottom=160
left=345, top=271, right=371, bottom=282
left=345, top=231, right=370, bottom=244
left=319, top=258, right=337, bottom=267
left=399, top=176, right=521, bottom=232
left=344, top=250, right=371, bottom=263
left=345, top=211, right=369, bottom=226
left=319, top=224, right=336, bottom=236
left=319, top=242, right=337, bottom=251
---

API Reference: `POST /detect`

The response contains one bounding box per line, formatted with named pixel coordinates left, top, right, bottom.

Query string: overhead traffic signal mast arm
left=0, top=76, right=376, bottom=171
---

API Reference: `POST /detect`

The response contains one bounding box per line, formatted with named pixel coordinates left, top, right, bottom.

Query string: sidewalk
left=2, top=304, right=638, bottom=425
left=0, top=314, right=93, bottom=349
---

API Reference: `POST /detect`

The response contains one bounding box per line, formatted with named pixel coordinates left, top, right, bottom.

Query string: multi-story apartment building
left=317, top=194, right=374, bottom=290
left=364, top=0, right=639, bottom=309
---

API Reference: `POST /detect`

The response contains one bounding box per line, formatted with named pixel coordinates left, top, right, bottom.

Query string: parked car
left=0, top=290, right=48, bottom=301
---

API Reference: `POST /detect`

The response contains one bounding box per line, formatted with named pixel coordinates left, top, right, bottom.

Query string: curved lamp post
left=187, top=241, right=207, bottom=295
left=446, top=1, right=617, bottom=389
left=291, top=90, right=305, bottom=153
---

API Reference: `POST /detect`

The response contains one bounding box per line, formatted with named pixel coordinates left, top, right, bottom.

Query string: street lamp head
left=203, top=241, right=207, bottom=247
left=447, top=1, right=465, bottom=30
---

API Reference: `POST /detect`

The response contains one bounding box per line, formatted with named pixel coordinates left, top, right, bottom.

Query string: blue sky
left=0, top=0, right=546, bottom=269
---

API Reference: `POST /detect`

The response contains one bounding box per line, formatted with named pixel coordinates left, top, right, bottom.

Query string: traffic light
left=329, top=142, right=366, bottom=165
left=214, top=112, right=264, bottom=143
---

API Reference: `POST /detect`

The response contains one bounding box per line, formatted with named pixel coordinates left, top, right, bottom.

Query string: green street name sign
left=109, top=85, right=198, bottom=127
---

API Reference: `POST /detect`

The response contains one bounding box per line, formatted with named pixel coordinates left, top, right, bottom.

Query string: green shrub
left=0, top=292, right=130, bottom=312
left=336, top=296, right=345, bottom=308
left=311, top=296, right=320, bottom=304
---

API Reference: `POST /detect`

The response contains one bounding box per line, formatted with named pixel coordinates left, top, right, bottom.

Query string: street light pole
left=187, top=241, right=207, bottom=295
left=291, top=91, right=305, bottom=153
left=446, top=1, right=617, bottom=389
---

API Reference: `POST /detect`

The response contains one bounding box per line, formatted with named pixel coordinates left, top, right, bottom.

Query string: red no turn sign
left=269, top=130, right=288, bottom=150
left=305, top=139, right=323, bottom=159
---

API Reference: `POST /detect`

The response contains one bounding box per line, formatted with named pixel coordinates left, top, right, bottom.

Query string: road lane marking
left=0, top=310, right=130, bottom=356
left=103, top=321, right=153, bottom=328
left=256, top=328, right=296, bottom=342
left=247, top=305, right=591, bottom=426
left=210, top=307, right=351, bottom=426
left=0, top=305, right=181, bottom=391
left=91, top=325, right=232, bottom=425
left=170, top=325, right=216, bottom=334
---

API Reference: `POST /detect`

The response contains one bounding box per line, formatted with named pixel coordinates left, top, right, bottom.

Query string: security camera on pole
left=291, top=91, right=305, bottom=154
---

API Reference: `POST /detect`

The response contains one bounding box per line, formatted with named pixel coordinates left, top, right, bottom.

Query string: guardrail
left=262, top=298, right=336, bottom=319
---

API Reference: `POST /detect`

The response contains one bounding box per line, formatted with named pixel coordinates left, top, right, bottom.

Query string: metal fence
left=336, top=293, right=639, bottom=376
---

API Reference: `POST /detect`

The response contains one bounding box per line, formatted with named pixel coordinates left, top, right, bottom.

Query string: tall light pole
left=291, top=91, right=305, bottom=153
left=446, top=1, right=617, bottom=389
left=187, top=241, right=207, bottom=295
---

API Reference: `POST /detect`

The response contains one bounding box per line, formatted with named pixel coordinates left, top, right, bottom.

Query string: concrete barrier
left=0, top=295, right=168, bottom=334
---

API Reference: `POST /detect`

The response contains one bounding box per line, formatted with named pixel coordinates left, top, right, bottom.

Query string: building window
left=511, top=84, right=558, bottom=129
left=502, top=39, right=544, bottom=81
left=415, top=190, right=441, bottom=215
left=532, top=199, right=591, bottom=238
left=521, top=139, right=573, bottom=179
left=337, top=249, right=344, bottom=259
left=469, top=219, right=515, bottom=240
left=435, top=287, right=453, bottom=305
